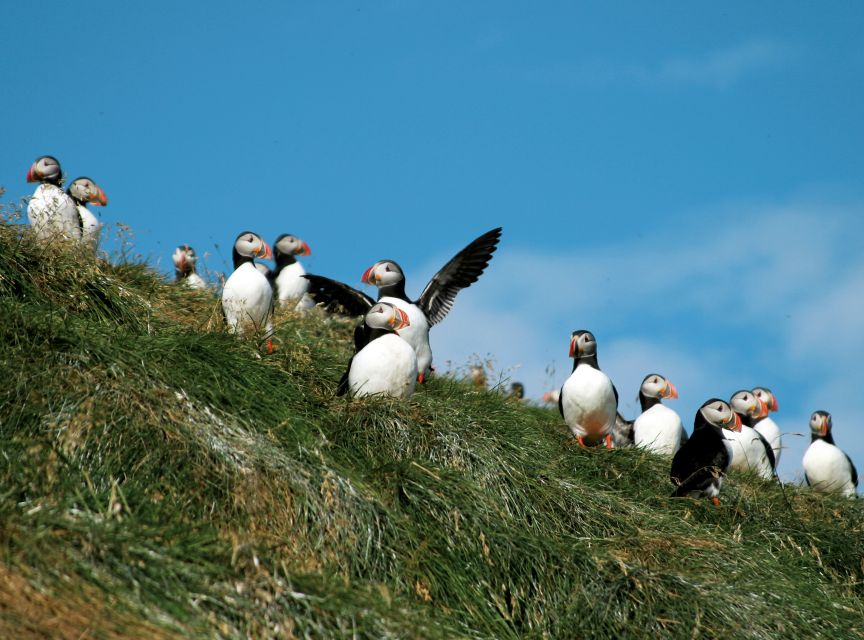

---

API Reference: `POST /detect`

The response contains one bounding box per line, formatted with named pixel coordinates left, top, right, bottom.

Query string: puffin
left=172, top=245, right=208, bottom=290
left=632, top=373, right=685, bottom=455
left=304, top=227, right=501, bottom=381
left=751, top=386, right=782, bottom=467
left=272, top=234, right=315, bottom=310
left=803, top=411, right=858, bottom=497
left=221, top=231, right=274, bottom=335
left=670, top=398, right=740, bottom=504
left=338, top=302, right=417, bottom=399
left=66, top=177, right=107, bottom=251
left=558, top=330, right=618, bottom=447
left=726, top=390, right=776, bottom=479
left=26, top=156, right=82, bottom=242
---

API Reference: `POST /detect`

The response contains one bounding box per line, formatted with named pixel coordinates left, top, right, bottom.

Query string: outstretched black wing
left=304, top=274, right=375, bottom=317
left=416, top=227, right=502, bottom=326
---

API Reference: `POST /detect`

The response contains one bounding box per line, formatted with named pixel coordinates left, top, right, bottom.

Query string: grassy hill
left=1, top=211, right=863, bottom=639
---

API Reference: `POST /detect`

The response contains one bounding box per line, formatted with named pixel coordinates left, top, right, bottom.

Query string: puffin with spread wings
left=304, top=227, right=502, bottom=382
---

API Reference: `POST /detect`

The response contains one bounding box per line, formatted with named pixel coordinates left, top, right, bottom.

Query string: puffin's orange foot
left=604, top=434, right=613, bottom=449
left=711, top=496, right=721, bottom=507
left=577, top=436, right=587, bottom=448
left=266, top=339, right=274, bottom=355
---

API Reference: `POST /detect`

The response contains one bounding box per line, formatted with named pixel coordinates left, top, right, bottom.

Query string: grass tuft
left=1, top=207, right=863, bottom=638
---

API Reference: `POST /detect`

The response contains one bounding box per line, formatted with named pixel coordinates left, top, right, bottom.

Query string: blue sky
left=3, top=1, right=863, bottom=481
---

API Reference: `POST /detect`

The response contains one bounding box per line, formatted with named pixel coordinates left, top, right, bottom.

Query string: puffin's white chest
left=76, top=204, right=101, bottom=251
left=221, top=262, right=273, bottom=334
left=633, top=404, right=684, bottom=455
left=184, top=273, right=207, bottom=290
left=27, top=184, right=81, bottom=241
left=378, top=296, right=432, bottom=375
left=803, top=440, right=856, bottom=496
left=349, top=333, right=418, bottom=398
left=753, top=417, right=782, bottom=467
left=275, top=262, right=313, bottom=309
left=725, top=426, right=774, bottom=479
left=560, top=365, right=617, bottom=440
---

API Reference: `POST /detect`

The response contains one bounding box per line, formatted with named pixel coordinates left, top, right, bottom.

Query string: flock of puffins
left=22, top=155, right=859, bottom=503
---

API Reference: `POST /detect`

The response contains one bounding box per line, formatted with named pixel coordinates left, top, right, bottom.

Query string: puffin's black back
left=670, top=405, right=730, bottom=497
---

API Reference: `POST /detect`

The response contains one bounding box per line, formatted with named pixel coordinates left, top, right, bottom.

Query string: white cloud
left=421, top=200, right=864, bottom=480
left=532, top=38, right=794, bottom=90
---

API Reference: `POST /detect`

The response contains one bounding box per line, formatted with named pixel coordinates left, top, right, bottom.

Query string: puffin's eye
left=385, top=265, right=391, bottom=272
left=716, top=404, right=723, bottom=411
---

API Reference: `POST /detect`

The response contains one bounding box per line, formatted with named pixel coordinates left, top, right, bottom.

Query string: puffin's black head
left=274, top=234, right=311, bottom=259
left=640, top=373, right=678, bottom=400
left=173, top=245, right=198, bottom=275
left=67, top=176, right=108, bottom=206
left=364, top=302, right=410, bottom=333
left=510, top=382, right=525, bottom=399
left=696, top=398, right=741, bottom=432
left=752, top=387, right=779, bottom=413
left=233, top=231, right=272, bottom=259
left=809, top=410, right=832, bottom=439
left=361, top=260, right=405, bottom=287
left=568, top=330, right=597, bottom=359
left=27, top=155, right=63, bottom=186
left=729, top=390, right=767, bottom=425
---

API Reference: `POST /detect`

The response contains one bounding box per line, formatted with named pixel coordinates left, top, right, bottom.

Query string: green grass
left=0, top=207, right=863, bottom=639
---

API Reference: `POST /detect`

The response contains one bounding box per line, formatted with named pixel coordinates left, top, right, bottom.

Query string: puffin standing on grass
left=305, top=227, right=502, bottom=381
left=26, top=156, right=82, bottom=241
left=338, top=302, right=417, bottom=399
left=272, top=234, right=314, bottom=310
left=670, top=399, right=740, bottom=504
left=803, top=411, right=858, bottom=497
left=726, top=390, right=776, bottom=479
left=172, top=245, right=208, bottom=290
left=221, top=231, right=273, bottom=335
left=559, top=330, right=619, bottom=447
left=632, top=373, right=685, bottom=455
left=67, top=177, right=107, bottom=251
left=751, top=387, right=782, bottom=467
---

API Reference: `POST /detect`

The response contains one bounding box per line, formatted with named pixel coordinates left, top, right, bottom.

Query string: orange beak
left=299, top=241, right=311, bottom=256
left=26, top=164, right=37, bottom=183
left=177, top=253, right=187, bottom=271
left=771, top=396, right=779, bottom=412
left=820, top=415, right=829, bottom=436
left=361, top=265, right=374, bottom=284
left=758, top=399, right=769, bottom=418
left=257, top=242, right=273, bottom=260
left=732, top=413, right=742, bottom=432
left=90, top=187, right=108, bottom=206
left=568, top=337, right=577, bottom=358
left=396, top=307, right=410, bottom=329
left=662, top=381, right=679, bottom=399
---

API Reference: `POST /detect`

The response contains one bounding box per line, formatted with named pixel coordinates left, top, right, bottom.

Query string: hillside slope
left=0, top=218, right=863, bottom=639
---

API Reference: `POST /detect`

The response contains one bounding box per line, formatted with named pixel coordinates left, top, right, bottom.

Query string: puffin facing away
left=670, top=398, right=740, bottom=504
left=305, top=227, right=501, bottom=381
left=803, top=411, right=858, bottom=497
left=172, top=245, right=208, bottom=290
left=273, top=234, right=314, bottom=310
left=558, top=330, right=618, bottom=447
left=26, top=156, right=82, bottom=242
left=67, top=177, right=107, bottom=251
left=632, top=373, right=685, bottom=455
left=339, top=302, right=417, bottom=399
left=221, top=231, right=273, bottom=335
left=726, top=390, right=775, bottom=479
left=751, top=386, right=782, bottom=467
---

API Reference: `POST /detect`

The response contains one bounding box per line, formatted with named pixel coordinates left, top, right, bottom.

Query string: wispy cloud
left=420, top=199, right=864, bottom=479
left=533, top=37, right=794, bottom=89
